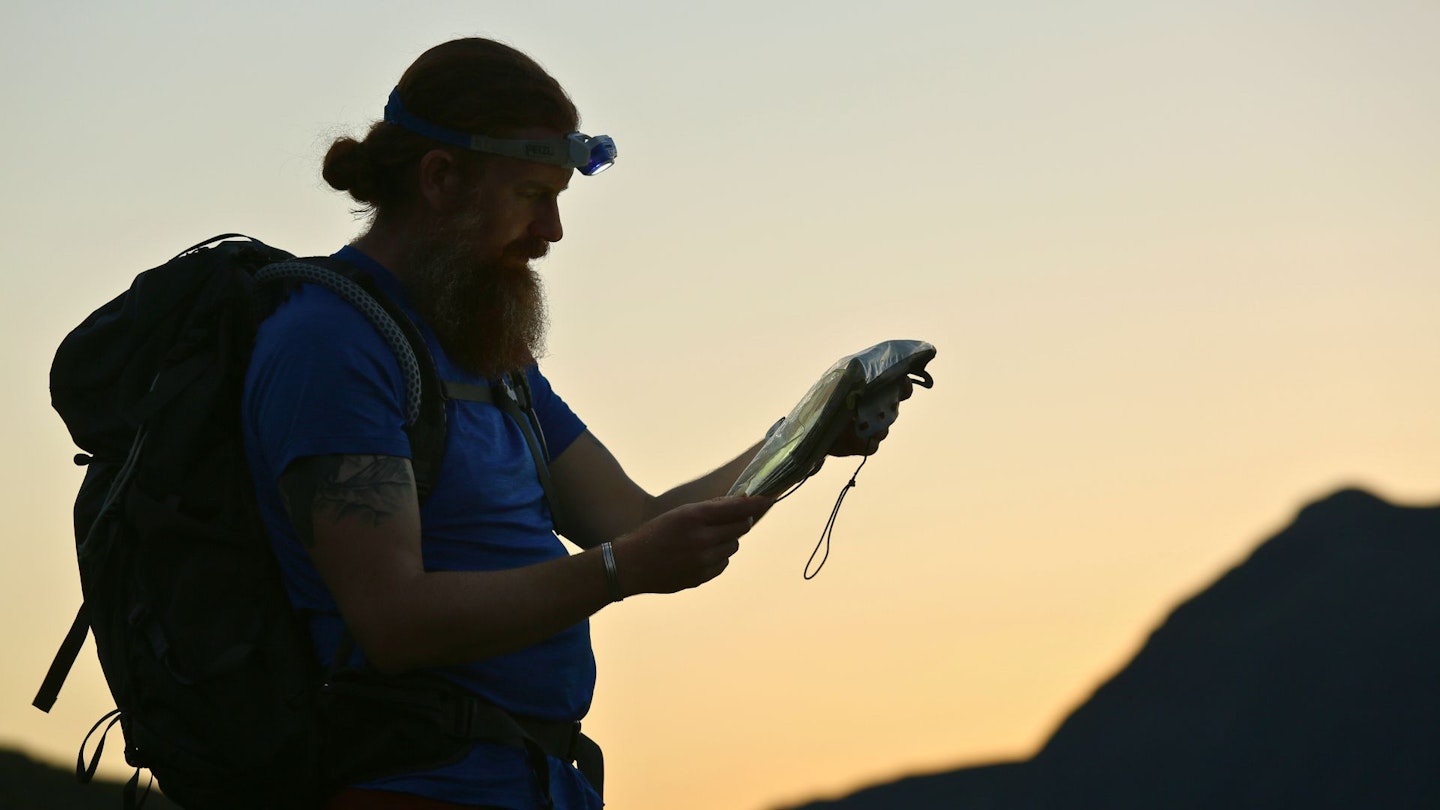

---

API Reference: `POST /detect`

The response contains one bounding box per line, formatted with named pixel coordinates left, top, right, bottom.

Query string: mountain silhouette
left=0, top=749, right=179, bottom=809
left=782, top=487, right=1440, bottom=809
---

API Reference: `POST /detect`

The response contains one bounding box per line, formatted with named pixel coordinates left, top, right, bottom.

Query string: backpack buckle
left=565, top=720, right=581, bottom=762
left=505, top=373, right=532, bottom=410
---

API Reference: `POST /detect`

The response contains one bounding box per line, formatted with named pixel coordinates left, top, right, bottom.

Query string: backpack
left=32, top=235, right=461, bottom=808
left=36, top=234, right=590, bottom=809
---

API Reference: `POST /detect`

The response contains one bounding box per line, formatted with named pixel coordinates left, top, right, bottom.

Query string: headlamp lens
left=573, top=134, right=617, bottom=176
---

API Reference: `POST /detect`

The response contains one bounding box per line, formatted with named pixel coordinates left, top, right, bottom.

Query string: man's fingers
left=698, top=557, right=731, bottom=584
left=700, top=538, right=742, bottom=566
left=692, top=517, right=759, bottom=552
left=693, top=495, right=773, bottom=525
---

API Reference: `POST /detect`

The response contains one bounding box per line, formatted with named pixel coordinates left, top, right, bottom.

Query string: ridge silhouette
left=783, top=487, right=1440, bottom=809
left=0, top=749, right=179, bottom=809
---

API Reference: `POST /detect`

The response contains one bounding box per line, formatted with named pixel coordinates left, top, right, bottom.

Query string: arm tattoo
left=279, top=455, right=414, bottom=548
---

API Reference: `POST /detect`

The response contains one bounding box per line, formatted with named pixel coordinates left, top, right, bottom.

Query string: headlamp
left=471, top=132, right=617, bottom=176
left=384, top=89, right=617, bottom=176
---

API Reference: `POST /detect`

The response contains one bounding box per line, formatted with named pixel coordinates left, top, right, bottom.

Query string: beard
left=403, top=207, right=550, bottom=380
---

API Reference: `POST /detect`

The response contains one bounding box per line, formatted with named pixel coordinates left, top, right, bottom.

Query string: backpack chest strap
left=442, top=378, right=564, bottom=534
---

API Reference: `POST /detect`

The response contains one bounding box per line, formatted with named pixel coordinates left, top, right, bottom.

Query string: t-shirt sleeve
left=525, top=365, right=586, bottom=458
left=245, top=287, right=414, bottom=484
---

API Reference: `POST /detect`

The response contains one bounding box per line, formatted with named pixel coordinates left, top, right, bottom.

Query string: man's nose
left=529, top=200, right=563, bottom=243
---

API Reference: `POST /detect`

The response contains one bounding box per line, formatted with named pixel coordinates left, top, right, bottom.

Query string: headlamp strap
left=383, top=90, right=472, bottom=151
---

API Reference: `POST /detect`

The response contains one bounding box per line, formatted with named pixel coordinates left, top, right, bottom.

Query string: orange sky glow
left=2, top=3, right=1437, bottom=810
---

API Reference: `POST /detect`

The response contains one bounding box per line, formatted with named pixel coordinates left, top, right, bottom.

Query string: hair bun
left=321, top=137, right=378, bottom=204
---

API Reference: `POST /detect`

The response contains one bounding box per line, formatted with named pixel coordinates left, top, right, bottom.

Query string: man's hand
left=828, top=377, right=916, bottom=457
left=609, top=496, right=773, bottom=596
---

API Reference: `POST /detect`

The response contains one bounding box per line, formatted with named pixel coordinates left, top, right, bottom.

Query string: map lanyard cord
left=772, top=454, right=870, bottom=580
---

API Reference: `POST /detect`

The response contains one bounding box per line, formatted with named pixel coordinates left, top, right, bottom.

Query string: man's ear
left=416, top=148, right=469, bottom=213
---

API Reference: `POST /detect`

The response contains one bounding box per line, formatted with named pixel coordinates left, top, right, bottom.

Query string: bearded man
left=242, top=37, right=887, bottom=810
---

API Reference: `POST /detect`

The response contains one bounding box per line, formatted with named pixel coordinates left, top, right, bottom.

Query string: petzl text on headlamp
left=383, top=89, right=618, bottom=176
left=728, top=340, right=936, bottom=499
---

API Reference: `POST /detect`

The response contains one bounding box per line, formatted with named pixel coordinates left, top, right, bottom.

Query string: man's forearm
left=646, top=439, right=764, bottom=520
left=550, top=432, right=767, bottom=548
left=361, top=550, right=615, bottom=673
left=322, top=494, right=770, bottom=674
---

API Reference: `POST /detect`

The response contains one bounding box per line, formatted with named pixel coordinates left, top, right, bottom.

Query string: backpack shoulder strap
left=444, top=375, right=563, bottom=533
left=255, top=259, right=448, bottom=503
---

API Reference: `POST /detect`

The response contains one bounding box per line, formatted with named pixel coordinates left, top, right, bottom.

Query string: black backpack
left=32, top=235, right=460, bottom=808
left=36, top=234, right=588, bottom=809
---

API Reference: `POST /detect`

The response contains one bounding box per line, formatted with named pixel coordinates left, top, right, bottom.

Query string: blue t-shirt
left=242, top=246, right=601, bottom=809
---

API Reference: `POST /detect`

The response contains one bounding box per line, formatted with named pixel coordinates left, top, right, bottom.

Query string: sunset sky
left=2, top=2, right=1437, bottom=809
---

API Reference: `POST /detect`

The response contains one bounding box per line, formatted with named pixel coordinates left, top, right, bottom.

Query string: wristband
left=600, top=541, right=623, bottom=602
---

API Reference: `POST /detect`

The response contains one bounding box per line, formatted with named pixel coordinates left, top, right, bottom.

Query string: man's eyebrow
left=520, top=179, right=569, bottom=195
left=524, top=174, right=567, bottom=191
